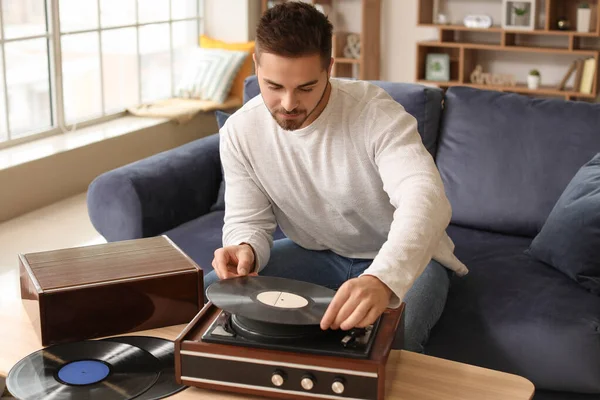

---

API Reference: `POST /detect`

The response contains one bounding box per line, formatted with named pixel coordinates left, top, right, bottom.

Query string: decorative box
left=19, top=235, right=203, bottom=345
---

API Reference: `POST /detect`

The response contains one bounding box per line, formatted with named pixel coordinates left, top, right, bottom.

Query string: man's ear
left=327, top=57, right=334, bottom=76
left=253, top=52, right=258, bottom=72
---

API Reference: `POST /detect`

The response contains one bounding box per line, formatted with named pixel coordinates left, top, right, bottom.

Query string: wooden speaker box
left=19, top=235, right=203, bottom=346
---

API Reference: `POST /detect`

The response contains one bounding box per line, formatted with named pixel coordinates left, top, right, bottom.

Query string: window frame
left=0, top=0, right=203, bottom=150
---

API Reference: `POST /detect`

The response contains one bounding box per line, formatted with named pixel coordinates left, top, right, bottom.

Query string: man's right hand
left=211, top=244, right=257, bottom=280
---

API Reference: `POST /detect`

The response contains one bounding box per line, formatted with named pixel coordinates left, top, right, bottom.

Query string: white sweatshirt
left=219, top=78, right=468, bottom=307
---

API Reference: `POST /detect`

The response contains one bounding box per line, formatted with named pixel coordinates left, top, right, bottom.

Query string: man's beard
left=270, top=109, right=308, bottom=131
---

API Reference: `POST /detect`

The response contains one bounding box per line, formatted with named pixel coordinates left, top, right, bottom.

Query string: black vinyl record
left=6, top=340, right=161, bottom=400
left=206, top=276, right=336, bottom=325
left=102, top=336, right=186, bottom=400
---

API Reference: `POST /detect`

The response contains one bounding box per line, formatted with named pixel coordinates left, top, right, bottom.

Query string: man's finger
left=213, top=249, right=229, bottom=280
left=331, top=296, right=361, bottom=330
left=222, top=264, right=239, bottom=279
left=339, top=302, right=371, bottom=331
left=211, top=259, right=223, bottom=275
left=320, top=287, right=350, bottom=330
left=356, top=306, right=383, bottom=328
left=236, top=249, right=254, bottom=276
left=211, top=260, right=223, bottom=280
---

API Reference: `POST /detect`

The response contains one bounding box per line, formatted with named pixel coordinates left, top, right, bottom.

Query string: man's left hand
left=320, top=275, right=393, bottom=331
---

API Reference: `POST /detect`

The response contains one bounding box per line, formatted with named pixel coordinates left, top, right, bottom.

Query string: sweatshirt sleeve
left=361, top=105, right=452, bottom=308
left=220, top=125, right=277, bottom=272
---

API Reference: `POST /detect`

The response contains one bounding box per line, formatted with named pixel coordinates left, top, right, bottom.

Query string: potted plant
left=512, top=3, right=529, bottom=26
left=577, top=3, right=592, bottom=32
left=527, top=69, right=541, bottom=90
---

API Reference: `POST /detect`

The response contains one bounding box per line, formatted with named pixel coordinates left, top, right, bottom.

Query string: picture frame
left=425, top=53, right=450, bottom=82
left=501, top=0, right=537, bottom=31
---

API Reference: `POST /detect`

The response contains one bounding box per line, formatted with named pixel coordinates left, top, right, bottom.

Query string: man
left=205, top=1, right=468, bottom=353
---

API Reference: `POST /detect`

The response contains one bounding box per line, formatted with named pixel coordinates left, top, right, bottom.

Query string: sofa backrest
left=243, top=76, right=444, bottom=157
left=436, top=87, right=600, bottom=237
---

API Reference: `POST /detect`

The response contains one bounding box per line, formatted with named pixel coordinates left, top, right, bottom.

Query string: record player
left=174, top=276, right=405, bottom=400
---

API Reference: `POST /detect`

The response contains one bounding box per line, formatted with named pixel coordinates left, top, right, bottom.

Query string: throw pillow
left=528, top=153, right=600, bottom=294
left=200, top=35, right=255, bottom=102
left=210, top=111, right=232, bottom=212
left=175, top=48, right=248, bottom=104
left=215, top=110, right=231, bottom=130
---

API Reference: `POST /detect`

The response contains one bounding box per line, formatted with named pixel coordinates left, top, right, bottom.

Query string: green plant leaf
left=513, top=6, right=527, bottom=16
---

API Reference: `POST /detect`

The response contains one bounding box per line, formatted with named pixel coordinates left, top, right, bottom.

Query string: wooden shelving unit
left=261, top=0, right=381, bottom=80
left=417, top=0, right=600, bottom=101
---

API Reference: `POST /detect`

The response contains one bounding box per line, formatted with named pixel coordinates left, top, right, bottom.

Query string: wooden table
left=0, top=302, right=535, bottom=400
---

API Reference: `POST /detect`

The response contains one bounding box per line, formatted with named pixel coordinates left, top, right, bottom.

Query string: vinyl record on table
left=206, top=276, right=336, bottom=325
left=6, top=340, right=160, bottom=400
left=102, top=336, right=186, bottom=400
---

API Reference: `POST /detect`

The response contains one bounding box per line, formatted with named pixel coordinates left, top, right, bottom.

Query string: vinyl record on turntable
left=206, top=276, right=336, bottom=325
left=6, top=340, right=161, bottom=400
left=102, top=336, right=187, bottom=400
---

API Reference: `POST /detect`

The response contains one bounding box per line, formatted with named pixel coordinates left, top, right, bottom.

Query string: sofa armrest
left=87, top=133, right=222, bottom=241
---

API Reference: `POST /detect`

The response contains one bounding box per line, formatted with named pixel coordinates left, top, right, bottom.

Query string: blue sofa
left=87, top=77, right=600, bottom=400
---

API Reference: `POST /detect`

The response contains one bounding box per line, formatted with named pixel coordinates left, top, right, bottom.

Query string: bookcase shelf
left=419, top=23, right=600, bottom=37
left=419, top=40, right=598, bottom=55
left=417, top=80, right=596, bottom=99
left=335, top=58, right=362, bottom=64
left=417, top=0, right=600, bottom=101
left=261, top=0, right=381, bottom=80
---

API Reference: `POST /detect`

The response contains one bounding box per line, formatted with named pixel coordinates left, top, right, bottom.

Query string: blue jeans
left=203, top=238, right=451, bottom=353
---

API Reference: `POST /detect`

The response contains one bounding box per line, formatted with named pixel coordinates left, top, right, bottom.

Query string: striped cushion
left=176, top=48, right=248, bottom=104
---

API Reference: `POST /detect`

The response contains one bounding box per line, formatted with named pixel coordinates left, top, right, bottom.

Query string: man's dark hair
left=256, top=1, right=333, bottom=70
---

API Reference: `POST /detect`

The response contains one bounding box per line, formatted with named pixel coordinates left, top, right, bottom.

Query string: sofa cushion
left=175, top=48, right=248, bottom=103
left=534, top=391, right=600, bottom=400
left=164, top=211, right=225, bottom=274
left=436, top=87, right=600, bottom=237
left=210, top=111, right=232, bottom=212
left=425, top=224, right=600, bottom=393
left=243, top=76, right=444, bottom=157
left=199, top=35, right=255, bottom=102
left=528, top=153, right=600, bottom=294
left=215, top=110, right=231, bottom=128
left=164, top=211, right=286, bottom=276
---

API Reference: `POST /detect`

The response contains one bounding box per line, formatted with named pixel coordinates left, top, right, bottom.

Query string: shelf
left=334, top=57, right=360, bottom=64
left=417, top=0, right=600, bottom=100
left=419, top=40, right=599, bottom=56
left=419, top=23, right=502, bottom=32
left=417, top=80, right=597, bottom=98
left=419, top=23, right=600, bottom=37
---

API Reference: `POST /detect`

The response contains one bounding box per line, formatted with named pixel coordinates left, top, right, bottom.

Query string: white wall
left=204, top=0, right=260, bottom=42
left=381, top=1, right=437, bottom=82
left=204, top=0, right=247, bottom=42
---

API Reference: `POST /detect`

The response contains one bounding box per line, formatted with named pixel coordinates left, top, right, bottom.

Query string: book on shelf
left=573, top=59, right=585, bottom=93
left=557, top=59, right=592, bottom=93
left=579, top=58, right=597, bottom=94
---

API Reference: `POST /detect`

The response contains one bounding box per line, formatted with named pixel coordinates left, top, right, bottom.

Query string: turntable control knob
left=301, top=375, right=315, bottom=391
left=331, top=378, right=345, bottom=394
left=271, top=371, right=286, bottom=387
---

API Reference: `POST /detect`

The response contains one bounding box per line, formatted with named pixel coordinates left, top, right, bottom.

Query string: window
left=0, top=0, right=203, bottom=147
